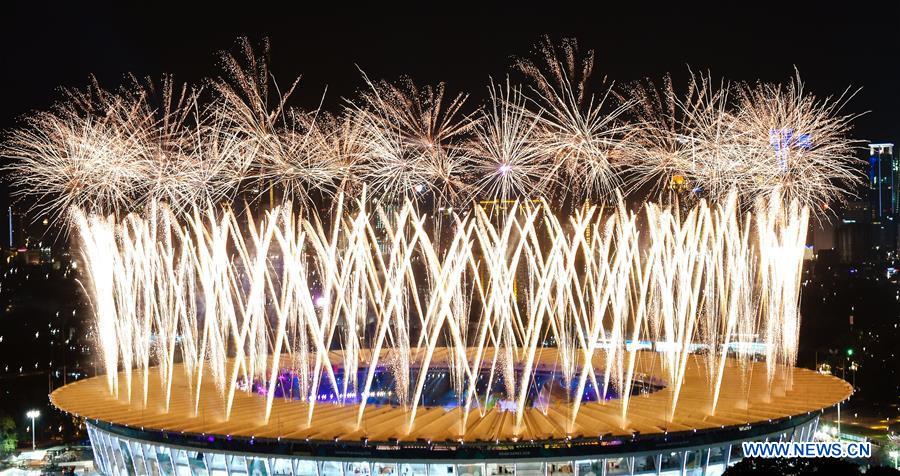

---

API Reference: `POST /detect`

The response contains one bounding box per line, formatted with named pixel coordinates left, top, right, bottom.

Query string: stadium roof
left=51, top=348, right=851, bottom=443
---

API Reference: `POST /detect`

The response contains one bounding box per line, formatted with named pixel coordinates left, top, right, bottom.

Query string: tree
left=0, top=414, right=16, bottom=457
left=865, top=466, right=900, bottom=476
left=723, top=457, right=861, bottom=475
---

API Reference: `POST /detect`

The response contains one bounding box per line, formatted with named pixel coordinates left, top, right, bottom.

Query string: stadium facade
left=84, top=413, right=822, bottom=476
left=52, top=350, right=851, bottom=476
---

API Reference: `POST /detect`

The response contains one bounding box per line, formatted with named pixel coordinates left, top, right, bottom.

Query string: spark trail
left=74, top=192, right=807, bottom=434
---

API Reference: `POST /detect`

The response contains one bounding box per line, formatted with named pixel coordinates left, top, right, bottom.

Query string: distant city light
left=26, top=410, right=40, bottom=450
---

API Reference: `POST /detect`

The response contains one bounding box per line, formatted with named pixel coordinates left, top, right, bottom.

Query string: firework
left=733, top=74, right=862, bottom=209
left=468, top=78, right=551, bottom=200
left=73, top=193, right=807, bottom=433
left=2, top=38, right=861, bottom=219
left=0, top=37, right=861, bottom=437
left=3, top=80, right=151, bottom=220
left=626, top=71, right=863, bottom=209
left=517, top=35, right=637, bottom=201
left=351, top=73, right=476, bottom=202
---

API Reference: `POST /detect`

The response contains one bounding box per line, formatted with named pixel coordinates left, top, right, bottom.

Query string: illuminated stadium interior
left=253, top=367, right=665, bottom=409
left=51, top=348, right=852, bottom=476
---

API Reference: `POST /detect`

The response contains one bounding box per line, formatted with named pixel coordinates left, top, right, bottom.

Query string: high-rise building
left=868, top=143, right=896, bottom=219
left=836, top=200, right=871, bottom=263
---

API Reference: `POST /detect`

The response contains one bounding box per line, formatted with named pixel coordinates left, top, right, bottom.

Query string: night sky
left=1, top=5, right=898, bottom=155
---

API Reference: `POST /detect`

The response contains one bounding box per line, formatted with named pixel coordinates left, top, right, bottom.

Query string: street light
left=26, top=410, right=39, bottom=450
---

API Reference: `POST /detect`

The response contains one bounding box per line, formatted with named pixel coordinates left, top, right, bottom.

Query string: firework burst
left=468, top=78, right=551, bottom=200
left=0, top=37, right=863, bottom=437
left=626, top=71, right=863, bottom=209
left=2, top=38, right=862, bottom=222
left=351, top=73, right=476, bottom=202
left=517, top=36, right=638, bottom=201
left=733, top=73, right=863, bottom=209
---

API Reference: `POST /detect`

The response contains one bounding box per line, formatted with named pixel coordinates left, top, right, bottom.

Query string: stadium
left=51, top=348, right=851, bottom=476
left=4, top=37, right=861, bottom=476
